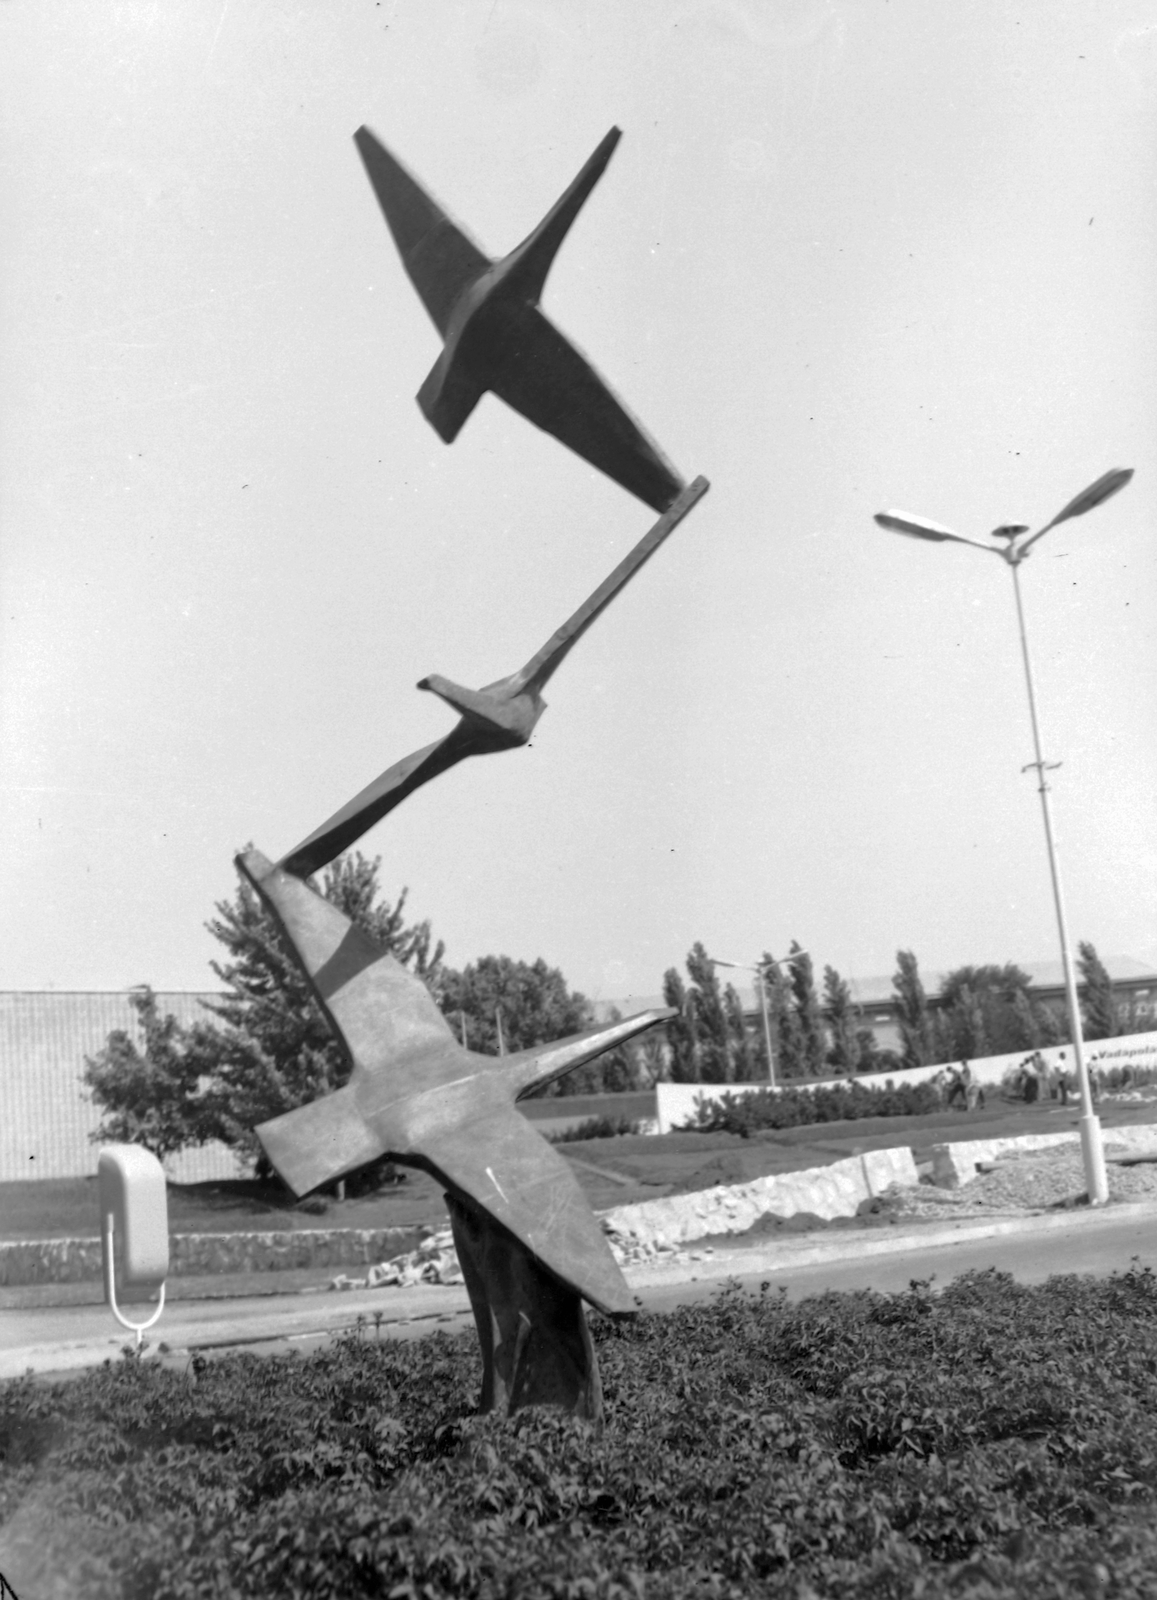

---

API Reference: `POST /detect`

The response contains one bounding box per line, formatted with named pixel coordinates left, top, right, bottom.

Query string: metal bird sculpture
left=353, top=123, right=686, bottom=513
left=279, top=474, right=709, bottom=878
left=241, top=848, right=670, bottom=1314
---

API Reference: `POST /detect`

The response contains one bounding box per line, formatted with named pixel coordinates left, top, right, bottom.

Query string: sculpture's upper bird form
left=353, top=123, right=686, bottom=513
left=279, top=475, right=708, bottom=879
left=241, top=848, right=671, bottom=1314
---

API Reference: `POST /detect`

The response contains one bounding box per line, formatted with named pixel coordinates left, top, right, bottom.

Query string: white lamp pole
left=874, top=467, right=1133, bottom=1206
left=708, top=951, right=808, bottom=1087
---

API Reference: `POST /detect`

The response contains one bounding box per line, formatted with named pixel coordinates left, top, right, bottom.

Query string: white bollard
left=98, top=1145, right=170, bottom=1347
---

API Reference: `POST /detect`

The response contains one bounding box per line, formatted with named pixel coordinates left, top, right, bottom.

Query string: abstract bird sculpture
left=243, top=848, right=666, bottom=1312
left=279, top=474, right=709, bottom=878
left=242, top=847, right=673, bottom=1418
left=354, top=123, right=686, bottom=513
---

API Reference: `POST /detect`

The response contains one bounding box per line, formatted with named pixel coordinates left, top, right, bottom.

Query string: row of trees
left=657, top=940, right=1141, bottom=1085
left=660, top=942, right=870, bottom=1084
left=891, top=943, right=1128, bottom=1068
left=84, top=848, right=1145, bottom=1166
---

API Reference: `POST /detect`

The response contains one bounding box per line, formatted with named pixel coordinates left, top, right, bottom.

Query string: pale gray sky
left=2, top=1, right=1155, bottom=1005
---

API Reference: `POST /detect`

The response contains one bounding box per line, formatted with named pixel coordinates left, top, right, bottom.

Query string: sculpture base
left=446, top=1191, right=604, bottom=1426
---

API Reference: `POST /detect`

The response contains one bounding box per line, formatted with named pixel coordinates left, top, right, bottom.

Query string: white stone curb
left=601, top=1145, right=919, bottom=1251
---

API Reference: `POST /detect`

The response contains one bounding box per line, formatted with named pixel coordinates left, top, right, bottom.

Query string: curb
left=622, top=1199, right=1157, bottom=1288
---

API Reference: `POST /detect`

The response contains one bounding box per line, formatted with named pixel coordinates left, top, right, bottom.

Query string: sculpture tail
left=256, top=1085, right=384, bottom=1198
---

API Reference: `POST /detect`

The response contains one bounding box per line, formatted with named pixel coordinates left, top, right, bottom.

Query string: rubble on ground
left=331, top=1227, right=464, bottom=1290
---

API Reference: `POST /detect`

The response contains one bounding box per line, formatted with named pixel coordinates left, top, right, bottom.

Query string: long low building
left=1, top=990, right=243, bottom=1184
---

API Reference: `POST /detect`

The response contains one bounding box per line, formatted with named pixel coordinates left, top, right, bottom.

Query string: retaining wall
left=0, top=1226, right=418, bottom=1287
left=601, top=1145, right=919, bottom=1252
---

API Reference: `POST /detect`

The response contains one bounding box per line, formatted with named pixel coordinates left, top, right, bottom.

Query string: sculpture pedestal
left=446, top=1191, right=604, bottom=1426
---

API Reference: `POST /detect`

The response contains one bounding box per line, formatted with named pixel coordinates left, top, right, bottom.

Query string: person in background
left=1056, top=1052, right=1069, bottom=1107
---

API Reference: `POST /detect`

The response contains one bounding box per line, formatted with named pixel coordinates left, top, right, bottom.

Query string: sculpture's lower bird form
left=241, top=848, right=671, bottom=1318
left=278, top=475, right=708, bottom=879
left=354, top=123, right=686, bottom=514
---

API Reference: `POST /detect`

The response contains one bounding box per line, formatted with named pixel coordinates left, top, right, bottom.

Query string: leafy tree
left=724, top=982, right=759, bottom=1081
left=661, top=944, right=766, bottom=1084
left=788, top=943, right=826, bottom=1077
left=892, top=950, right=933, bottom=1068
left=1008, top=988, right=1043, bottom=1051
left=854, top=1026, right=884, bottom=1073
left=438, top=953, right=635, bottom=1097
left=438, top=954, right=589, bottom=1059
left=935, top=963, right=1047, bottom=1060
left=823, top=965, right=861, bottom=1075
left=198, top=852, right=444, bottom=1161
left=1078, top=941, right=1118, bottom=1040
left=662, top=967, right=700, bottom=1082
left=630, top=1030, right=669, bottom=1087
left=684, top=943, right=733, bottom=1082
left=82, top=988, right=226, bottom=1162
left=934, top=981, right=988, bottom=1061
left=85, top=853, right=445, bottom=1173
left=763, top=952, right=805, bottom=1079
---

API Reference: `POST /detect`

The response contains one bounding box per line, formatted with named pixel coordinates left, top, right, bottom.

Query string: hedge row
left=3, top=1265, right=1157, bottom=1597
left=681, top=1079, right=944, bottom=1137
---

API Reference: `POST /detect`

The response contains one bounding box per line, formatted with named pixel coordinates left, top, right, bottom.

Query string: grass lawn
left=4, top=1097, right=1153, bottom=1247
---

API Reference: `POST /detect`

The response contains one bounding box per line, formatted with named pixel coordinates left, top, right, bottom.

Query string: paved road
left=5, top=1203, right=1156, bottom=1381
left=631, top=1200, right=1157, bottom=1313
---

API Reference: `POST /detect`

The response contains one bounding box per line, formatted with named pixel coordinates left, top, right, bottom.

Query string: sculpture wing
left=237, top=851, right=455, bottom=1082
left=488, top=308, right=685, bottom=513
left=415, top=1104, right=635, bottom=1314
left=354, top=126, right=492, bottom=336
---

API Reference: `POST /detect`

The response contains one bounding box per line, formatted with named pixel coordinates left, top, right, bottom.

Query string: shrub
left=680, top=1078, right=943, bottom=1137
left=4, top=1266, right=1157, bottom=1596
left=549, top=1116, right=642, bottom=1144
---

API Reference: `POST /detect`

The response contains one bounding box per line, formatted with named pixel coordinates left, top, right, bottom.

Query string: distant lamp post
left=707, top=951, right=808, bottom=1087
left=874, top=467, right=1134, bottom=1207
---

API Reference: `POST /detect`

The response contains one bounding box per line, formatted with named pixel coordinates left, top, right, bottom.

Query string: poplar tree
left=1078, top=942, right=1118, bottom=1040
left=823, top=965, right=862, bottom=1075
left=788, top=943, right=826, bottom=1078
left=662, top=967, right=700, bottom=1082
left=892, top=950, right=933, bottom=1068
left=764, top=952, right=805, bottom=1079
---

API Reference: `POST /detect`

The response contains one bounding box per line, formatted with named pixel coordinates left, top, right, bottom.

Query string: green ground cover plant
left=4, top=1266, right=1157, bottom=1598
left=549, top=1116, right=645, bottom=1144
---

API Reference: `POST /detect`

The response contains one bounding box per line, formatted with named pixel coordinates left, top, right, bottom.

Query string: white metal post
left=758, top=969, right=776, bottom=1087
left=1009, top=559, right=1108, bottom=1202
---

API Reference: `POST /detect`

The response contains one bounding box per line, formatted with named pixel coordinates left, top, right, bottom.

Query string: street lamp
left=707, top=951, right=808, bottom=1087
left=874, top=467, right=1134, bottom=1206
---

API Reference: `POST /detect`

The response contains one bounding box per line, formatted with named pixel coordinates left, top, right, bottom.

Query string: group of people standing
left=941, top=1051, right=1098, bottom=1108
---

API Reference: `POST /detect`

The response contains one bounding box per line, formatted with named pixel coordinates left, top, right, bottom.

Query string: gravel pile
left=889, top=1143, right=1157, bottom=1221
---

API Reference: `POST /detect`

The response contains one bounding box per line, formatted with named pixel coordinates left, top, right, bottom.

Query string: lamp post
left=707, top=952, right=808, bottom=1086
left=874, top=467, right=1133, bottom=1206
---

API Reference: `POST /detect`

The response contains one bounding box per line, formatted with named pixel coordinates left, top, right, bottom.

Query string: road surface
left=4, top=1202, right=1156, bottom=1380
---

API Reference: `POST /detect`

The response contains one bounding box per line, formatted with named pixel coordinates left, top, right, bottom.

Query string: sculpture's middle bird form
left=278, top=475, right=708, bottom=879
left=354, top=124, right=686, bottom=514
